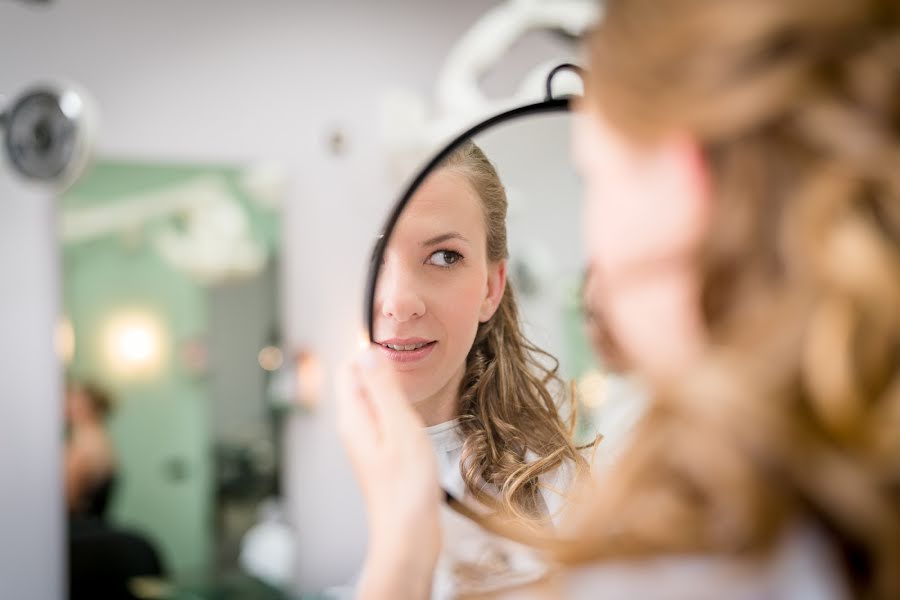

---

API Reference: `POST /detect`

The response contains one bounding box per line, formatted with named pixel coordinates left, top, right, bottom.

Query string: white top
left=427, top=419, right=574, bottom=521
left=426, top=419, right=574, bottom=599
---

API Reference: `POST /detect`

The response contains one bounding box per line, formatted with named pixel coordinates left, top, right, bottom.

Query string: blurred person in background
left=65, top=380, right=117, bottom=520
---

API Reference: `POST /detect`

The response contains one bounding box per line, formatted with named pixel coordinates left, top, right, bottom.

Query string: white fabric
left=427, top=418, right=576, bottom=522
left=426, top=419, right=573, bottom=599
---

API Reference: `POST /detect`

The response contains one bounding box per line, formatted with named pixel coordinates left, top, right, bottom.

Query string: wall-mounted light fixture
left=102, top=311, right=166, bottom=378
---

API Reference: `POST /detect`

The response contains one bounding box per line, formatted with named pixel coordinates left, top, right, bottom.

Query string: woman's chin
left=393, top=374, right=427, bottom=403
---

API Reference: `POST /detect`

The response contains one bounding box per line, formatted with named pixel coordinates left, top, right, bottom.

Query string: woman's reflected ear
left=479, top=259, right=507, bottom=323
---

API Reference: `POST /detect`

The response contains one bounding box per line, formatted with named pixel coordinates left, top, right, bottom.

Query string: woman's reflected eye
left=426, top=249, right=463, bottom=268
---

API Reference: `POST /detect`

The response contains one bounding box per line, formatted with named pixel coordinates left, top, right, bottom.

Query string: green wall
left=62, top=161, right=277, bottom=576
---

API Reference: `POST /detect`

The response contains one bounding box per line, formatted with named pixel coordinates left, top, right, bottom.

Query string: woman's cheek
left=584, top=183, right=627, bottom=280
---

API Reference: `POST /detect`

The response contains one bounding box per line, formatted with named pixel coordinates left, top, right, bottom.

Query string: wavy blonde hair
left=439, top=141, right=590, bottom=524
left=560, top=0, right=900, bottom=597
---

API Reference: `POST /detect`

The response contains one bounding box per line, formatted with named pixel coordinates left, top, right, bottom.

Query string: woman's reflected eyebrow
left=421, top=232, right=468, bottom=247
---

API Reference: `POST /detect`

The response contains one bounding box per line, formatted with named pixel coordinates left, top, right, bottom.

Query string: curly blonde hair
left=440, top=141, right=590, bottom=525
left=561, top=0, right=900, bottom=597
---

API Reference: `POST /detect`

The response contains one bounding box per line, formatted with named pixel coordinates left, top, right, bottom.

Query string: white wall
left=0, top=174, right=63, bottom=600
left=0, top=0, right=574, bottom=593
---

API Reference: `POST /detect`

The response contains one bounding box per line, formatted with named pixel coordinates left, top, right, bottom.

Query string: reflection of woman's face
left=374, top=169, right=505, bottom=407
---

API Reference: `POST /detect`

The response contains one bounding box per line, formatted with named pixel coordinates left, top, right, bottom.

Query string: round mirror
left=362, top=67, right=607, bottom=546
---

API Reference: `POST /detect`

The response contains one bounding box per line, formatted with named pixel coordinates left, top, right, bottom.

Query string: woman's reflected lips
left=375, top=337, right=437, bottom=363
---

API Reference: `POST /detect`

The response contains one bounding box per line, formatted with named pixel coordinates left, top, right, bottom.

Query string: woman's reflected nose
left=378, top=257, right=426, bottom=323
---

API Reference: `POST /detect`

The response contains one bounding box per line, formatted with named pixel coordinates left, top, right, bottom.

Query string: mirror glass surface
left=368, top=110, right=618, bottom=437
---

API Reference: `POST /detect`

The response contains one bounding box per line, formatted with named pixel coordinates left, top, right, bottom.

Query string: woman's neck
left=414, top=364, right=465, bottom=427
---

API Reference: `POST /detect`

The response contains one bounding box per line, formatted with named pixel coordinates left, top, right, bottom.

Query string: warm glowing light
left=258, top=346, right=283, bottom=371
left=55, top=317, right=75, bottom=365
left=104, top=312, right=165, bottom=376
